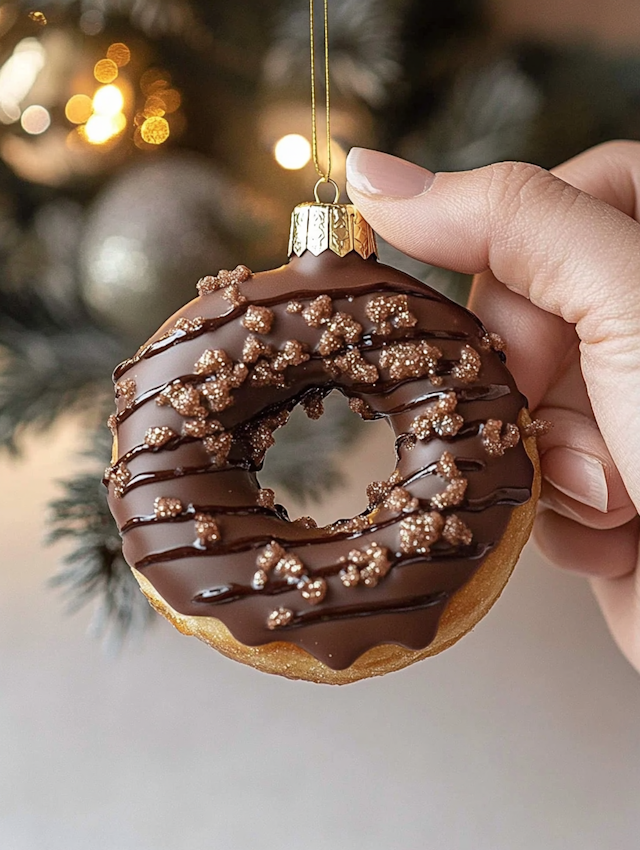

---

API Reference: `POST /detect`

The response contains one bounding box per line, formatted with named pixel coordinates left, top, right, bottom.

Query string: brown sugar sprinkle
left=339, top=543, right=392, bottom=588
left=379, top=340, right=443, bottom=384
left=242, top=305, right=274, bottom=334
left=292, top=516, right=318, bottom=529
left=199, top=380, right=235, bottom=412
left=302, top=294, right=333, bottom=327
left=301, top=392, right=324, bottom=420
left=252, top=569, right=268, bottom=590
left=144, top=426, right=176, bottom=447
left=451, top=345, right=482, bottom=383
left=174, top=316, right=205, bottom=333
left=480, top=332, right=507, bottom=353
left=242, top=335, right=273, bottom=363
left=367, top=477, right=394, bottom=507
left=153, top=496, right=183, bottom=518
left=194, top=513, right=220, bottom=546
left=430, top=450, right=468, bottom=509
left=267, top=607, right=294, bottom=629
left=196, top=264, right=252, bottom=295
left=250, top=360, right=286, bottom=388
left=286, top=300, right=303, bottom=314
left=348, top=396, right=376, bottom=420
left=256, top=488, right=276, bottom=509
left=194, top=349, right=232, bottom=376
left=411, top=392, right=464, bottom=440
left=384, top=486, right=420, bottom=514
left=523, top=418, right=552, bottom=438
left=220, top=283, right=247, bottom=307
left=399, top=511, right=445, bottom=555
left=203, top=431, right=232, bottom=466
left=298, top=577, right=327, bottom=605
left=107, top=414, right=117, bottom=436
left=318, top=312, right=363, bottom=356
left=365, top=294, right=417, bottom=335
left=115, top=378, right=136, bottom=407
left=157, top=383, right=208, bottom=418
left=274, top=554, right=306, bottom=585
left=181, top=418, right=223, bottom=438
left=249, top=410, right=289, bottom=463
left=442, top=514, right=473, bottom=547
left=331, top=349, right=379, bottom=384
left=105, top=462, right=131, bottom=498
left=327, top=515, right=370, bottom=534
left=272, top=339, right=310, bottom=371
left=257, top=541, right=286, bottom=571
left=482, top=419, right=521, bottom=457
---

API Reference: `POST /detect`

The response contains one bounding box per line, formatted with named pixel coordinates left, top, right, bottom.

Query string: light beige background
left=1, top=420, right=639, bottom=849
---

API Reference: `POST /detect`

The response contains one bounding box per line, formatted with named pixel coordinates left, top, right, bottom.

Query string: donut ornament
left=105, top=196, right=542, bottom=684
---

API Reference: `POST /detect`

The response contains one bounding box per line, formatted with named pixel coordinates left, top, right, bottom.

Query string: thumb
left=345, top=147, right=640, bottom=507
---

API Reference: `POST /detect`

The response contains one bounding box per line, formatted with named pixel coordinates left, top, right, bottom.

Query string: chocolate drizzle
left=105, top=250, right=534, bottom=670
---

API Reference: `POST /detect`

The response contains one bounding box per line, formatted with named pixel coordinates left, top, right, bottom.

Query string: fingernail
left=346, top=148, right=435, bottom=198
left=542, top=447, right=609, bottom=513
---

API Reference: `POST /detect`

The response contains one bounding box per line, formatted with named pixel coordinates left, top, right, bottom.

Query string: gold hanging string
left=310, top=0, right=338, bottom=201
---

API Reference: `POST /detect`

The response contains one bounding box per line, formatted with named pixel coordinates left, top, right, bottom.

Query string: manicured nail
left=346, top=148, right=435, bottom=198
left=543, top=447, right=609, bottom=513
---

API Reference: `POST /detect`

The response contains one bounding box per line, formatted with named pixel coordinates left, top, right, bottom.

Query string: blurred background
left=1, top=1, right=639, bottom=848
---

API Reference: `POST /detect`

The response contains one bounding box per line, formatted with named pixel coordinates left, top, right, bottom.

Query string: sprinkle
left=451, top=345, right=481, bottom=383
left=250, top=360, right=286, bottom=387
left=480, top=332, right=507, bottom=353
left=367, top=478, right=394, bottom=507
left=267, top=608, right=294, bottom=629
left=348, top=397, right=376, bottom=420
left=242, top=335, right=272, bottom=364
left=105, top=462, right=131, bottom=498
left=411, top=392, right=464, bottom=440
left=339, top=543, right=391, bottom=588
left=197, top=264, right=252, bottom=296
left=292, top=516, right=318, bottom=529
left=286, top=300, right=303, bottom=313
left=273, top=554, right=305, bottom=585
left=154, top=496, right=183, bottom=518
left=195, top=513, right=220, bottom=545
left=248, top=411, right=289, bottom=463
left=301, top=392, right=324, bottom=420
left=379, top=341, right=442, bottom=383
left=175, top=316, right=205, bottom=333
left=271, top=339, right=310, bottom=370
left=257, top=488, right=276, bottom=509
left=442, top=515, right=473, bottom=546
left=318, top=312, right=363, bottom=356
left=144, top=426, right=176, bottom=447
left=384, top=486, right=420, bottom=513
left=523, top=419, right=552, bottom=438
left=482, top=419, right=521, bottom=457
left=365, top=294, right=417, bottom=335
left=331, top=349, right=379, bottom=384
left=157, top=383, right=207, bottom=418
left=252, top=569, right=268, bottom=590
left=431, top=451, right=468, bottom=509
left=202, top=431, right=232, bottom=466
left=181, top=418, right=223, bottom=438
left=194, top=349, right=232, bottom=375
left=328, top=515, right=370, bottom=534
left=302, top=294, right=333, bottom=327
left=107, top=414, right=117, bottom=436
left=257, top=541, right=286, bottom=571
left=242, top=305, right=274, bottom=334
left=298, top=577, right=327, bottom=604
left=399, top=511, right=444, bottom=555
left=220, top=283, right=246, bottom=307
left=115, top=378, right=136, bottom=407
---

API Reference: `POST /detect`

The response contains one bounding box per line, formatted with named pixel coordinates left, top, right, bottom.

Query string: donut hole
left=258, top=390, right=397, bottom=527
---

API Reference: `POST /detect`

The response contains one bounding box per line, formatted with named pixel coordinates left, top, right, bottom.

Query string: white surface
left=1, top=422, right=639, bottom=850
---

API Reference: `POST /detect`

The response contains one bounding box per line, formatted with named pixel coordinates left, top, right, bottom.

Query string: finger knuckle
left=592, top=138, right=640, bottom=161
left=484, top=161, right=555, bottom=218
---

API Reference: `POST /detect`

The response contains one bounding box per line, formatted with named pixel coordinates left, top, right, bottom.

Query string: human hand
left=346, top=141, right=640, bottom=672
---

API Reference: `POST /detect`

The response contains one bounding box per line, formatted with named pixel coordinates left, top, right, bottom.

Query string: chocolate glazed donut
left=105, top=203, right=542, bottom=683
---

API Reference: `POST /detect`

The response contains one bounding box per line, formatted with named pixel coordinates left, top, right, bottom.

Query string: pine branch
left=0, top=287, right=126, bottom=454
left=47, top=428, right=155, bottom=645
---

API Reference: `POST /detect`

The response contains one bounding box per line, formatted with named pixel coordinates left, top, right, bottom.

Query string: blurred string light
left=0, top=38, right=46, bottom=124
left=274, top=133, right=312, bottom=169
left=20, top=104, right=50, bottom=134
left=94, top=58, right=118, bottom=84
left=135, top=68, right=178, bottom=148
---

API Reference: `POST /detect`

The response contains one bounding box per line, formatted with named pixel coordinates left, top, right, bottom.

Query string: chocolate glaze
left=105, top=251, right=534, bottom=670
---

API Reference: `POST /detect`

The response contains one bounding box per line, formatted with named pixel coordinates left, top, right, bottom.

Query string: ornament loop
left=313, top=178, right=340, bottom=204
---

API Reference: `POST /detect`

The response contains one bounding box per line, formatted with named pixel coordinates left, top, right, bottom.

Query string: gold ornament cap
left=288, top=201, right=377, bottom=260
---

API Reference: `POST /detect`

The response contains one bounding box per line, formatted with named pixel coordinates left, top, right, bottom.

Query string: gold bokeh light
left=20, top=104, right=50, bottom=134
left=92, top=84, right=124, bottom=116
left=65, top=94, right=92, bottom=124
left=106, top=43, right=130, bottom=67
left=274, top=134, right=312, bottom=170
left=94, top=58, right=118, bottom=84
left=140, top=115, right=170, bottom=145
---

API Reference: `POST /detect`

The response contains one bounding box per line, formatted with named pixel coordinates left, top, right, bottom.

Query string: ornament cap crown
left=288, top=202, right=377, bottom=260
